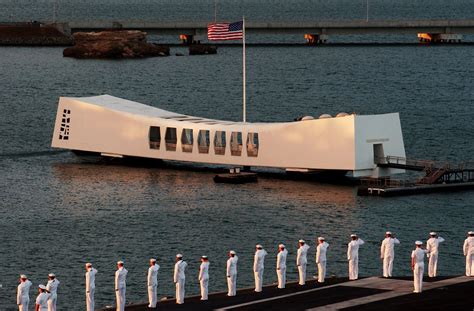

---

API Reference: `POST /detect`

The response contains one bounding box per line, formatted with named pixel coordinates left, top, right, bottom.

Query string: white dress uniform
left=276, top=247, right=288, bottom=289
left=147, top=263, right=160, bottom=307
left=426, top=235, right=445, bottom=277
left=85, top=267, right=98, bottom=311
left=174, top=259, right=187, bottom=304
left=36, top=291, right=49, bottom=311
left=17, top=279, right=32, bottom=311
left=412, top=245, right=429, bottom=293
left=463, top=234, right=474, bottom=276
left=316, top=240, right=329, bottom=283
left=380, top=236, right=400, bottom=277
left=253, top=247, right=268, bottom=292
left=296, top=243, right=310, bottom=285
left=199, top=261, right=210, bottom=300
left=115, top=266, right=128, bottom=311
left=226, top=255, right=238, bottom=296
left=46, top=278, right=60, bottom=311
left=347, top=238, right=365, bottom=280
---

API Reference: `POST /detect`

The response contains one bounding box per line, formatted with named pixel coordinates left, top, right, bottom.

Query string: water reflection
left=52, top=161, right=357, bottom=209
left=47, top=160, right=364, bottom=304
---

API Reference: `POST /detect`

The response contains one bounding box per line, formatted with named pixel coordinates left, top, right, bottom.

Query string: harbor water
left=1, top=0, right=474, bottom=309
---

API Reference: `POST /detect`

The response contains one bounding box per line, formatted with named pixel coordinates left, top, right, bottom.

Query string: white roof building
left=52, top=95, right=406, bottom=177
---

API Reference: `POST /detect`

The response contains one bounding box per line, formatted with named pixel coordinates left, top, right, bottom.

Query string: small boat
left=214, top=171, right=258, bottom=184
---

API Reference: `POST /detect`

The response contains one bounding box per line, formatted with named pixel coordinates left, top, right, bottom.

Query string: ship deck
left=99, top=275, right=474, bottom=310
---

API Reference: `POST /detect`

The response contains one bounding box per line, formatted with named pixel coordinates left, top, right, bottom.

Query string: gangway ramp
left=375, top=156, right=438, bottom=171
left=360, top=156, right=474, bottom=196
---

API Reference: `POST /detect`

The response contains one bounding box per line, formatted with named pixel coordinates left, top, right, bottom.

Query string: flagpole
left=214, top=0, right=217, bottom=22
left=242, top=17, right=246, bottom=123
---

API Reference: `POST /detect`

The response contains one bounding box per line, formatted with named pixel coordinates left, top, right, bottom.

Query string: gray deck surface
left=99, top=275, right=474, bottom=310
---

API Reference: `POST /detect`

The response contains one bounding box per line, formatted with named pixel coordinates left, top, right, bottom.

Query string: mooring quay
left=65, top=19, right=474, bottom=43
left=68, top=19, right=474, bottom=35
left=99, top=276, right=474, bottom=310
left=358, top=156, right=474, bottom=196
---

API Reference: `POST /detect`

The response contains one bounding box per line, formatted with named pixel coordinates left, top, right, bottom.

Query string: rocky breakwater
left=63, top=30, right=169, bottom=59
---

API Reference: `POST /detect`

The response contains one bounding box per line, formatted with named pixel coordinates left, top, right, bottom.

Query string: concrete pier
left=64, top=19, right=474, bottom=45
left=2, top=20, right=473, bottom=45
left=67, top=20, right=474, bottom=36
left=0, top=22, right=73, bottom=46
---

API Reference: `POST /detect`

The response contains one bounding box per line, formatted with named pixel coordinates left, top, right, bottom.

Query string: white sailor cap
left=20, top=274, right=27, bottom=279
left=298, top=239, right=305, bottom=243
left=468, top=231, right=474, bottom=235
left=201, top=255, right=208, bottom=259
left=117, top=261, right=124, bottom=265
left=415, top=241, right=423, bottom=245
left=48, top=273, right=55, bottom=277
left=85, top=263, right=92, bottom=267
left=318, top=237, right=325, bottom=241
left=429, top=232, right=437, bottom=236
left=229, top=250, right=236, bottom=255
left=256, top=244, right=263, bottom=249
left=351, top=234, right=357, bottom=238
left=279, top=244, right=285, bottom=248
left=150, top=258, right=157, bottom=262
left=385, top=231, right=392, bottom=235
left=176, top=254, right=183, bottom=258
left=39, top=284, right=47, bottom=290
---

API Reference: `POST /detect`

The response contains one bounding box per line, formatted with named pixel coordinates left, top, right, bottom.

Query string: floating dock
left=214, top=172, right=258, bottom=184
left=358, top=181, right=474, bottom=197
left=358, top=156, right=474, bottom=196
left=99, top=275, right=474, bottom=310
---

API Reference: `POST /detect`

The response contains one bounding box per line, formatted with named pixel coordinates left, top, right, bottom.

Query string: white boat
left=51, top=94, right=405, bottom=177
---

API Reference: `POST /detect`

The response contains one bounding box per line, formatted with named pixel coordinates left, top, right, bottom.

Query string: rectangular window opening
left=181, top=128, right=194, bottom=153
left=149, top=126, right=161, bottom=150
left=230, top=132, right=243, bottom=156
left=214, top=131, right=226, bottom=155
left=165, top=127, right=177, bottom=151
left=198, top=130, right=210, bottom=154
left=247, top=132, right=259, bottom=157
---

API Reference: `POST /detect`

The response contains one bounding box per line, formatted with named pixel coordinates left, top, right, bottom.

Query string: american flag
left=207, top=21, right=243, bottom=41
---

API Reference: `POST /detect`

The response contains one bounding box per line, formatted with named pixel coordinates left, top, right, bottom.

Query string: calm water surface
left=1, top=0, right=474, bottom=22
left=0, top=1, right=474, bottom=309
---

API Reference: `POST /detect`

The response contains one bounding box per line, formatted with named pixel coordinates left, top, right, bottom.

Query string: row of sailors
left=16, top=273, right=59, bottom=311
left=17, top=231, right=474, bottom=310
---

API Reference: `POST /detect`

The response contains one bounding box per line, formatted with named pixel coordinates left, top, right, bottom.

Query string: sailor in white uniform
left=85, top=263, right=98, bottom=311
left=199, top=255, right=210, bottom=300
left=463, top=231, right=474, bottom=276
left=226, top=250, right=238, bottom=296
left=276, top=244, right=288, bottom=289
left=253, top=244, right=268, bottom=292
left=296, top=240, right=310, bottom=285
left=115, top=261, right=128, bottom=311
left=316, top=237, right=329, bottom=283
left=147, top=258, right=160, bottom=308
left=426, top=232, right=445, bottom=278
left=17, top=274, right=32, bottom=311
left=380, top=231, right=400, bottom=278
left=411, top=241, right=429, bottom=293
left=347, top=234, right=365, bottom=280
left=46, top=273, right=60, bottom=311
left=174, top=254, right=187, bottom=304
left=35, top=284, right=49, bottom=311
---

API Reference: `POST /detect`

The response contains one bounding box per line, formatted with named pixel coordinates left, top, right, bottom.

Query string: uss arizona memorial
left=51, top=95, right=405, bottom=177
